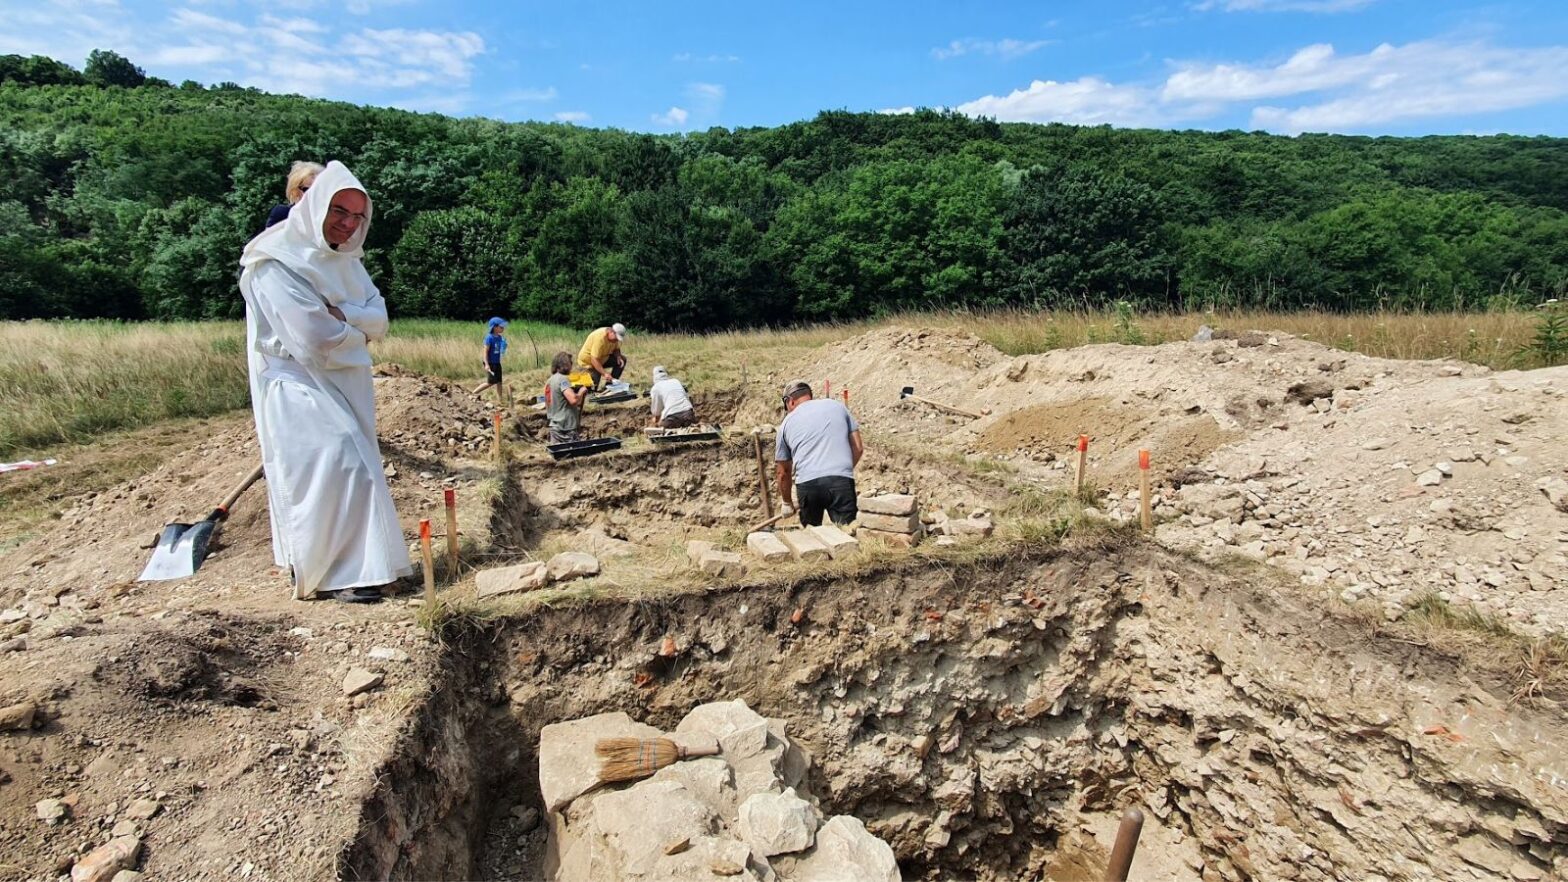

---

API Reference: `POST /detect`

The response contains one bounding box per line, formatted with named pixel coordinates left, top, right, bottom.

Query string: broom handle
left=680, top=741, right=722, bottom=759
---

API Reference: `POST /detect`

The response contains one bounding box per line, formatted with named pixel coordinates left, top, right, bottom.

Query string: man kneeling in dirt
left=775, top=379, right=863, bottom=527
left=648, top=365, right=697, bottom=429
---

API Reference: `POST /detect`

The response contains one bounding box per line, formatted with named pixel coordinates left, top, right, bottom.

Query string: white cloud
left=879, top=106, right=916, bottom=115
left=688, top=82, right=724, bottom=101
left=932, top=37, right=1052, bottom=61
left=673, top=52, right=740, bottom=63
left=1166, top=40, right=1568, bottom=132
left=554, top=110, right=590, bottom=123
left=652, top=106, right=689, bottom=127
left=499, top=86, right=558, bottom=103
left=1195, top=0, right=1376, bottom=11
left=956, top=77, right=1167, bottom=127
left=955, top=38, right=1568, bottom=133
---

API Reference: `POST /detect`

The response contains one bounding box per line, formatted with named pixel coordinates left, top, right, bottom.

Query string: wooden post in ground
left=1138, top=449, right=1152, bottom=531
left=842, top=388, right=849, bottom=407
left=492, top=412, right=504, bottom=462
left=823, top=379, right=830, bottom=399
left=444, top=488, right=459, bottom=572
left=1076, top=435, right=1089, bottom=495
left=1105, top=808, right=1144, bottom=882
left=752, top=431, right=774, bottom=519
left=419, top=518, right=435, bottom=605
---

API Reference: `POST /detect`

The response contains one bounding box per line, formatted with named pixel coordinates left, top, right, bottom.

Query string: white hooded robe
left=237, top=161, right=411, bottom=598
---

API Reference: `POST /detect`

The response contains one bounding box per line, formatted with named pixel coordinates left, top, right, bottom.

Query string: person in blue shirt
left=470, top=317, right=509, bottom=401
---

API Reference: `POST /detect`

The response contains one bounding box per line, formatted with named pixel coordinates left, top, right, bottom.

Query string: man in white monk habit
left=238, top=160, right=411, bottom=602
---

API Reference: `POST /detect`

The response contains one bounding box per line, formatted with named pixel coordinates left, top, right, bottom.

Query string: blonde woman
left=264, top=161, right=325, bottom=229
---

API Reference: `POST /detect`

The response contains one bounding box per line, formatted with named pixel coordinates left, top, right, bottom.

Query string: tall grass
left=0, top=308, right=1548, bottom=458
left=0, top=321, right=250, bottom=458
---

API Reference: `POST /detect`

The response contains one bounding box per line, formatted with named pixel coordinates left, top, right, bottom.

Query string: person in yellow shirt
left=576, top=322, right=629, bottom=390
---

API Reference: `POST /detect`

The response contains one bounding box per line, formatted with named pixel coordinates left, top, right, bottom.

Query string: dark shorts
left=549, top=427, right=581, bottom=445
left=796, top=476, right=857, bottom=527
left=486, top=362, right=503, bottom=385
left=659, top=408, right=698, bottom=429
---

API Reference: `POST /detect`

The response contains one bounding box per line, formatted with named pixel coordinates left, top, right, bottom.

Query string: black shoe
left=324, top=587, right=383, bottom=604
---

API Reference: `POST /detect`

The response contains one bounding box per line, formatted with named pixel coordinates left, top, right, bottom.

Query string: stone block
left=538, top=712, right=661, bottom=812
left=746, top=532, right=791, bottom=563
left=547, top=552, right=601, bottom=583
left=699, top=551, right=746, bottom=579
left=686, top=540, right=716, bottom=565
left=476, top=561, right=550, bottom=598
left=807, top=525, right=859, bottom=558
left=778, top=530, right=831, bottom=562
left=739, top=788, right=819, bottom=857
left=778, top=815, right=899, bottom=882
left=858, top=511, right=921, bottom=534
left=860, top=528, right=921, bottom=549
left=857, top=494, right=917, bottom=516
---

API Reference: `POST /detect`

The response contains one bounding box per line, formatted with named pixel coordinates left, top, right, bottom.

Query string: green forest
left=4, top=51, right=1568, bottom=330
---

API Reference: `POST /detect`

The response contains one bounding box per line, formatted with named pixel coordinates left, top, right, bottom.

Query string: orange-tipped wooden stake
left=1075, top=435, right=1089, bottom=495
left=444, top=488, right=459, bottom=570
left=842, top=388, right=849, bottom=406
left=419, top=518, right=435, bottom=604
left=492, top=412, right=504, bottom=462
left=1138, top=449, right=1152, bottom=531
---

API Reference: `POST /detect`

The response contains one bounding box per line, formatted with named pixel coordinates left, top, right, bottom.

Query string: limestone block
left=807, top=525, right=859, bottom=558
left=858, top=511, right=921, bottom=534
left=739, top=788, right=820, bottom=857
left=699, top=550, right=746, bottom=579
left=547, top=552, right=601, bottom=583
left=746, top=532, right=791, bottom=563
left=778, top=530, right=831, bottom=562
left=539, top=712, right=662, bottom=812
left=476, top=561, right=550, bottom=598
left=857, top=494, right=917, bottom=516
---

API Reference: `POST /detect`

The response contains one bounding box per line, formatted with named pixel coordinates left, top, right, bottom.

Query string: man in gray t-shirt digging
left=775, top=379, right=864, bottom=527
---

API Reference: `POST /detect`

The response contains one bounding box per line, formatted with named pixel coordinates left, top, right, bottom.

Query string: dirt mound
left=734, top=327, right=1008, bottom=429
left=2, top=372, right=503, bottom=609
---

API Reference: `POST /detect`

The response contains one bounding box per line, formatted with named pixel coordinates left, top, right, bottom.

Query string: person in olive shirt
left=576, top=323, right=629, bottom=390
left=545, top=351, right=587, bottom=444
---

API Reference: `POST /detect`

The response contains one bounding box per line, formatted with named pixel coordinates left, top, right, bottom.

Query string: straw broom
left=595, top=737, right=721, bottom=783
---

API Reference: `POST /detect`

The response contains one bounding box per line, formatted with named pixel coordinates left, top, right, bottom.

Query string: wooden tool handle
left=749, top=509, right=793, bottom=533
left=911, top=394, right=982, bottom=419
left=677, top=740, right=722, bottom=759
left=214, top=464, right=266, bottom=519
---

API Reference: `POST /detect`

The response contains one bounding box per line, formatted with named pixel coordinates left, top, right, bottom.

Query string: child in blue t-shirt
left=470, top=317, right=509, bottom=400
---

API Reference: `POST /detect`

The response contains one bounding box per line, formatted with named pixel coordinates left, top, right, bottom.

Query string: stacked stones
left=856, top=494, right=923, bottom=548
left=746, top=525, right=859, bottom=565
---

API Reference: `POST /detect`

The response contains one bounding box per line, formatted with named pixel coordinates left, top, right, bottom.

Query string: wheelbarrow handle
left=211, top=464, right=266, bottom=522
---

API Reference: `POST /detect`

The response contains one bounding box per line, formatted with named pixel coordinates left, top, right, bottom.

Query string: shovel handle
left=906, top=393, right=982, bottom=420
left=749, top=509, right=793, bottom=533
left=213, top=464, right=266, bottom=521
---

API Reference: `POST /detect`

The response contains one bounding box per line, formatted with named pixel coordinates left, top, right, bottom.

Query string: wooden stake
left=842, top=388, right=849, bottom=407
left=492, top=412, right=504, bottom=462
left=823, top=379, right=830, bottom=399
left=419, top=518, right=435, bottom=605
left=1075, top=434, right=1089, bottom=495
left=1138, top=449, right=1152, bottom=531
left=1105, top=808, right=1144, bottom=882
left=752, top=432, right=774, bottom=519
left=444, top=488, right=459, bottom=570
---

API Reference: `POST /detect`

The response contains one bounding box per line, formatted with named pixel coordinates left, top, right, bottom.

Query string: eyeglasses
left=328, top=205, right=367, bottom=223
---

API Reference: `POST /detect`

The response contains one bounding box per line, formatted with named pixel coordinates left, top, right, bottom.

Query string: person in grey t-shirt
left=545, top=351, right=587, bottom=444
left=775, top=379, right=864, bottom=527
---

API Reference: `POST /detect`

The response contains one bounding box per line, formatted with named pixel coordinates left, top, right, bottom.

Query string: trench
left=337, top=544, right=1568, bottom=881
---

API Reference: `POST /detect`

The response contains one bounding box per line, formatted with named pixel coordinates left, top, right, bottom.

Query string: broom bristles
left=595, top=736, right=684, bottom=783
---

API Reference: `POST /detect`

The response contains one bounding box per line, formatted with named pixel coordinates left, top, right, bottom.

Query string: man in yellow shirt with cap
left=576, top=322, right=629, bottom=391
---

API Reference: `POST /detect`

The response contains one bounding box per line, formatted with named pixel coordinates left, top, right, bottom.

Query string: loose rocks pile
left=537, top=700, right=900, bottom=882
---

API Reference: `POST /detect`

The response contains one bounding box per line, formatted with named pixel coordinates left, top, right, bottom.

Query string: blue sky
left=5, top=0, right=1568, bottom=135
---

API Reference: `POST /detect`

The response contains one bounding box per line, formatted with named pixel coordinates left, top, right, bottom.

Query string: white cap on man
left=611, top=322, right=629, bottom=339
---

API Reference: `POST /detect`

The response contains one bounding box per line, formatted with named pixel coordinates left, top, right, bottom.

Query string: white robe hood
left=241, top=160, right=376, bottom=308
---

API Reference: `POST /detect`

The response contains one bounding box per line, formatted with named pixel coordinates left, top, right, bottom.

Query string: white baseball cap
left=611, top=322, right=629, bottom=339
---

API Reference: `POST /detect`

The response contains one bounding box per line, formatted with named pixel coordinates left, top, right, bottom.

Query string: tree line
left=4, top=50, right=1568, bottom=330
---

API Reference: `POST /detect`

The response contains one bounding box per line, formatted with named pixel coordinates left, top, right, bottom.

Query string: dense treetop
left=4, top=52, right=1567, bottom=328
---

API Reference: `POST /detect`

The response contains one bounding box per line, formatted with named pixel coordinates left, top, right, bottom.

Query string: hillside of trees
left=4, top=51, right=1568, bottom=330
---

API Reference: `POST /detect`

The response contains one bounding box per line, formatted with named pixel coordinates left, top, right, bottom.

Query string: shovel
left=138, top=464, right=265, bottom=582
left=899, top=386, right=984, bottom=420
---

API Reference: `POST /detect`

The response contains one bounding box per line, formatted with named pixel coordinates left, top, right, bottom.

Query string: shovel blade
left=137, top=519, right=217, bottom=582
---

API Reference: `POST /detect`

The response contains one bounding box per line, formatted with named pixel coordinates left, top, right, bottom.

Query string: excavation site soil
left=2, top=327, right=1567, bottom=882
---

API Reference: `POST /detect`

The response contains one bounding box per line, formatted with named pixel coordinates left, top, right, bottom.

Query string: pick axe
left=899, top=386, right=984, bottom=420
